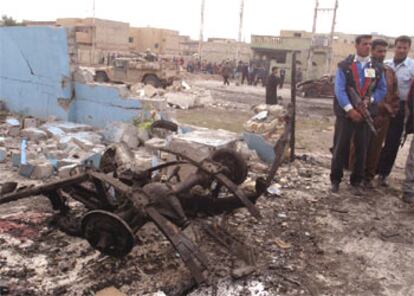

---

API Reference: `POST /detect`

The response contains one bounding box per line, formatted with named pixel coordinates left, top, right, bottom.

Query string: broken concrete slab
left=165, top=93, right=196, bottom=110
left=144, top=84, right=157, bottom=98
left=41, top=126, right=66, bottom=139
left=31, top=162, right=54, bottom=179
left=144, top=138, right=167, bottom=152
left=167, top=128, right=239, bottom=162
left=21, top=128, right=48, bottom=142
left=41, top=121, right=93, bottom=133
left=58, top=164, right=78, bottom=178
left=103, top=121, right=139, bottom=149
left=131, top=150, right=155, bottom=171
left=58, top=132, right=103, bottom=150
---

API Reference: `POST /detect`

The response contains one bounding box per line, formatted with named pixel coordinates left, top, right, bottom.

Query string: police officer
left=330, top=35, right=387, bottom=194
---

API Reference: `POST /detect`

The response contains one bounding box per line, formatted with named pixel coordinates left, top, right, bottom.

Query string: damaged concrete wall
left=0, top=26, right=145, bottom=128
left=72, top=83, right=142, bottom=127
left=0, top=27, right=73, bottom=121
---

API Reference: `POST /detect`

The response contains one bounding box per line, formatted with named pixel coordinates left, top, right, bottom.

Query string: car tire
left=143, top=75, right=162, bottom=88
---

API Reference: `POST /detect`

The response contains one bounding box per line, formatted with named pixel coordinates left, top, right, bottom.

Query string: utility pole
left=198, top=0, right=205, bottom=60
left=306, top=0, right=319, bottom=79
left=327, top=0, right=339, bottom=74
left=306, top=0, right=339, bottom=78
left=91, top=0, right=96, bottom=65
left=236, top=0, right=245, bottom=61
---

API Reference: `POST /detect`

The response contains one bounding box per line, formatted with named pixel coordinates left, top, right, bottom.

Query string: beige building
left=251, top=32, right=328, bottom=82
left=56, top=18, right=130, bottom=65
left=180, top=38, right=252, bottom=63
left=129, top=27, right=181, bottom=56
left=251, top=30, right=414, bottom=83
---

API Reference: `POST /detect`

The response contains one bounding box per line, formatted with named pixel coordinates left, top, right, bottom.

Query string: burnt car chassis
left=0, top=116, right=291, bottom=285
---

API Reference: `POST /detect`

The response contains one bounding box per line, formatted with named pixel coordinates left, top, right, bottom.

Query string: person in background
left=402, top=82, right=414, bottom=203
left=377, top=36, right=414, bottom=187
left=265, top=67, right=281, bottom=105
left=221, top=62, right=232, bottom=86
left=241, top=62, right=249, bottom=85
left=279, top=68, right=286, bottom=89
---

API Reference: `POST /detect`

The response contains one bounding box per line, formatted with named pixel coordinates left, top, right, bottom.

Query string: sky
left=1, top=0, right=413, bottom=42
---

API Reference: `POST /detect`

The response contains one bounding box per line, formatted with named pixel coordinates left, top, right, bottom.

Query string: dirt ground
left=0, top=77, right=413, bottom=296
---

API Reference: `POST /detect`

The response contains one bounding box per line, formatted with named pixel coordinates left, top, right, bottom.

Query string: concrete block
left=21, top=128, right=48, bottom=142
left=131, top=150, right=154, bottom=171
left=23, top=117, right=38, bottom=129
left=19, top=164, right=34, bottom=178
left=165, top=93, right=197, bottom=110
left=72, top=137, right=95, bottom=150
left=167, top=128, right=239, bottom=161
left=31, top=162, right=54, bottom=179
left=144, top=84, right=157, bottom=98
left=11, top=152, right=21, bottom=167
left=41, top=126, right=66, bottom=139
left=103, top=122, right=139, bottom=149
left=0, top=147, right=7, bottom=162
left=58, top=164, right=78, bottom=178
left=144, top=138, right=167, bottom=152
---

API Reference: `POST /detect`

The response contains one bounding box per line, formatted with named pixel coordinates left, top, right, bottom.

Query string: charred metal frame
left=0, top=111, right=292, bottom=285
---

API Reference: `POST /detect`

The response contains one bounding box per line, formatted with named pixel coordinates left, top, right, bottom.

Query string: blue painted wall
left=72, top=83, right=143, bottom=127
left=0, top=27, right=145, bottom=128
left=0, top=27, right=72, bottom=120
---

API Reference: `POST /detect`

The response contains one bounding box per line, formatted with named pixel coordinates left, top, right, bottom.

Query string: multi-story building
left=251, top=30, right=330, bottom=83
left=55, top=18, right=130, bottom=65
left=129, top=27, right=181, bottom=56
left=252, top=30, right=414, bottom=83
left=180, top=38, right=252, bottom=63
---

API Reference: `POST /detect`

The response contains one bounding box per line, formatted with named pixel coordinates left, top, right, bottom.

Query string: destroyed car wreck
left=0, top=112, right=291, bottom=291
left=296, top=75, right=335, bottom=98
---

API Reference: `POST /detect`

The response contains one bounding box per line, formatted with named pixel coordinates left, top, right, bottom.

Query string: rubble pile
left=129, top=81, right=214, bottom=110
left=0, top=116, right=105, bottom=180
left=244, top=104, right=287, bottom=142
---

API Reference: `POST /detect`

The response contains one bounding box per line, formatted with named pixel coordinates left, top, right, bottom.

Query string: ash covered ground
left=0, top=77, right=413, bottom=296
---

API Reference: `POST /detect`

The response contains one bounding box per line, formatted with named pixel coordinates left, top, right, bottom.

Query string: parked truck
left=94, top=57, right=179, bottom=88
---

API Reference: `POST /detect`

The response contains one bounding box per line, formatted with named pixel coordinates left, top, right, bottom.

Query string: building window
left=294, top=33, right=302, bottom=38
left=128, top=37, right=134, bottom=43
left=154, top=43, right=159, bottom=49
